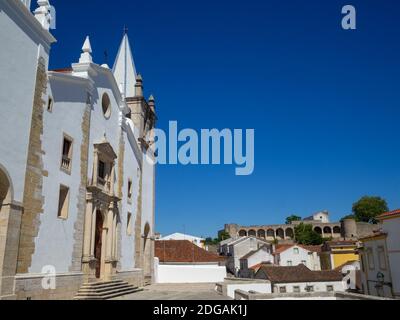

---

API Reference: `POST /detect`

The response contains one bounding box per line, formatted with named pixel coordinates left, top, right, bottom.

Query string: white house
left=255, top=264, right=346, bottom=294
left=155, top=240, right=226, bottom=284
left=0, top=0, right=156, bottom=300
left=239, top=246, right=274, bottom=278
left=159, top=233, right=205, bottom=248
left=359, top=209, right=400, bottom=299
left=226, top=237, right=271, bottom=276
left=274, top=245, right=322, bottom=271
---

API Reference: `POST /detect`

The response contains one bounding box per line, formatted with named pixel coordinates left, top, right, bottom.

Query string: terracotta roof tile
left=155, top=240, right=225, bottom=263
left=379, top=209, right=400, bottom=220
left=257, top=264, right=343, bottom=283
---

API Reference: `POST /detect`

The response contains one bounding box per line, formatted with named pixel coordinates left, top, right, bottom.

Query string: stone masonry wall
left=17, top=57, right=48, bottom=274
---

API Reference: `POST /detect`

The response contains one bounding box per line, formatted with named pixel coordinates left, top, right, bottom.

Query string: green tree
left=352, top=196, right=389, bottom=224
left=294, top=223, right=324, bottom=245
left=286, top=215, right=302, bottom=225
left=218, top=231, right=230, bottom=242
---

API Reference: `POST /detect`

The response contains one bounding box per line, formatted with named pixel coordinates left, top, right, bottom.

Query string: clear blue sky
left=49, top=0, right=400, bottom=238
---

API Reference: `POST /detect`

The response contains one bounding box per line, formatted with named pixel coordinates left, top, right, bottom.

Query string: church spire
left=113, top=29, right=137, bottom=98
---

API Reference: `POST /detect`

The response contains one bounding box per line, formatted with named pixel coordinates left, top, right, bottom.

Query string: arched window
left=257, top=229, right=266, bottom=239
left=333, top=226, right=341, bottom=234
left=239, top=230, right=247, bottom=237
left=248, top=229, right=256, bottom=237
left=267, top=229, right=275, bottom=238
left=276, top=228, right=284, bottom=239
left=285, top=228, right=294, bottom=239
left=314, top=227, right=322, bottom=235
left=323, top=227, right=332, bottom=235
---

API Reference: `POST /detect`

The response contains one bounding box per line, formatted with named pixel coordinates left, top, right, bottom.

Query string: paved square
left=113, top=283, right=231, bottom=300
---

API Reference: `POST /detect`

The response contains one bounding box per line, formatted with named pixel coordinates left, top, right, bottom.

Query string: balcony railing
left=61, top=156, right=71, bottom=172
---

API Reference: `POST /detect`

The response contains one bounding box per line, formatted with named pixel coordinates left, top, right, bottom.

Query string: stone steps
left=75, top=280, right=143, bottom=300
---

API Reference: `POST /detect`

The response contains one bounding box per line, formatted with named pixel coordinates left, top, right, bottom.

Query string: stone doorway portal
left=94, top=210, right=104, bottom=279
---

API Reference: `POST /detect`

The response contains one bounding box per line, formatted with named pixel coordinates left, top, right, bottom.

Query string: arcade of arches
left=237, top=224, right=342, bottom=240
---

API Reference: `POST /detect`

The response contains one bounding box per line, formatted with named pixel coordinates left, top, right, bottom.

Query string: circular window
left=102, top=93, right=111, bottom=118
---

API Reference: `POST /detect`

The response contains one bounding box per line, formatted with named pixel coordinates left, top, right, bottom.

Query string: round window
left=102, top=93, right=111, bottom=118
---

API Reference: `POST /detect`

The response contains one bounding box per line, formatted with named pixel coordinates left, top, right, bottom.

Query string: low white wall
left=227, top=283, right=272, bottom=299
left=156, top=264, right=227, bottom=284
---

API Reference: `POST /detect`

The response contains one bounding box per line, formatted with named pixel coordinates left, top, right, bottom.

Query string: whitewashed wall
left=384, top=217, right=400, bottom=296
left=273, top=281, right=345, bottom=293
left=278, top=246, right=321, bottom=271
left=119, top=125, right=141, bottom=271
left=226, top=283, right=272, bottom=299
left=156, top=264, right=227, bottom=284
left=30, top=75, right=87, bottom=274
left=0, top=1, right=51, bottom=203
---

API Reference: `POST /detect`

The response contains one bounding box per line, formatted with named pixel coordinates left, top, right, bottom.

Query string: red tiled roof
left=51, top=68, right=73, bottom=73
left=379, top=209, right=400, bottom=220
left=155, top=240, right=225, bottom=263
left=256, top=264, right=343, bottom=283
left=250, top=262, right=273, bottom=270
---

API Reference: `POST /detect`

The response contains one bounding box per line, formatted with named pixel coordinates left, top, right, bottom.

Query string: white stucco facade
left=383, top=216, right=400, bottom=297
left=0, top=0, right=55, bottom=204
left=0, top=0, right=157, bottom=299
left=275, top=246, right=321, bottom=271
left=155, top=263, right=227, bottom=284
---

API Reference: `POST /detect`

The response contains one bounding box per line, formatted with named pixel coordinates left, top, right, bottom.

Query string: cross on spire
left=123, top=25, right=128, bottom=35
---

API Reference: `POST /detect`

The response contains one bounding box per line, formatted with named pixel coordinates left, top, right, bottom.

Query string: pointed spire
left=79, top=36, right=93, bottom=63
left=113, top=31, right=137, bottom=98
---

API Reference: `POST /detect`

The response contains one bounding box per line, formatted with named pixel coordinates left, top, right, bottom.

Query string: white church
left=0, top=0, right=157, bottom=299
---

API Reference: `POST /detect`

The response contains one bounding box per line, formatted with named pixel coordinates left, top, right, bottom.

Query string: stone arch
left=267, top=229, right=275, bottom=238
left=0, top=164, right=13, bottom=204
left=257, top=229, right=266, bottom=239
left=276, top=228, right=284, bottom=240
left=314, top=227, right=322, bottom=235
left=323, top=226, right=332, bottom=235
left=285, top=228, right=294, bottom=239
left=333, top=226, right=341, bottom=234
left=239, top=229, right=247, bottom=237
left=248, top=229, right=256, bottom=237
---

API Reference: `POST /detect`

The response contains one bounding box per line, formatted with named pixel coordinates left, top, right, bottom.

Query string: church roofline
left=4, top=0, right=56, bottom=47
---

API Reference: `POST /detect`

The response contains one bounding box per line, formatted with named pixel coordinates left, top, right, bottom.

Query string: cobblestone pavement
left=113, top=283, right=231, bottom=300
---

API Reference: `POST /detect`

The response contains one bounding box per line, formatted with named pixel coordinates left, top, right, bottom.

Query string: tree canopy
left=352, top=196, right=389, bottom=223
left=286, top=215, right=302, bottom=225
left=294, top=223, right=324, bottom=245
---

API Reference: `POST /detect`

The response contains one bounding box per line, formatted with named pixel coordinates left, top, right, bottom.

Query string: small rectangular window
left=367, top=248, right=375, bottom=270
left=127, top=179, right=133, bottom=201
left=327, top=285, right=334, bottom=292
left=279, top=286, right=287, bottom=294
left=306, top=286, right=314, bottom=292
left=287, top=260, right=293, bottom=266
left=98, top=160, right=106, bottom=181
left=127, top=212, right=132, bottom=236
left=293, top=248, right=299, bottom=255
left=293, top=286, right=301, bottom=293
left=57, top=185, right=70, bottom=219
left=47, top=96, right=53, bottom=112
left=378, top=246, right=387, bottom=270
left=61, top=135, right=73, bottom=173
left=301, top=260, right=307, bottom=265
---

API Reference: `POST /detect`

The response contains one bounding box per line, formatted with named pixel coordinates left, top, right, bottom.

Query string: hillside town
left=154, top=209, right=399, bottom=300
